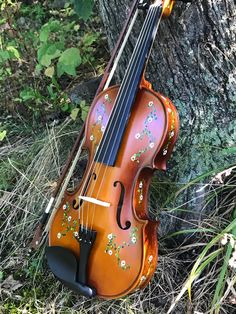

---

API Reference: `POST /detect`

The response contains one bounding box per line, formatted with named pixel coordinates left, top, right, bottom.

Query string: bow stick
left=30, top=0, right=143, bottom=250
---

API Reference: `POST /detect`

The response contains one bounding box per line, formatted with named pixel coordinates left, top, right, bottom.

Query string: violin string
left=80, top=5, right=157, bottom=232
left=87, top=4, right=163, bottom=232
left=86, top=4, right=161, bottom=232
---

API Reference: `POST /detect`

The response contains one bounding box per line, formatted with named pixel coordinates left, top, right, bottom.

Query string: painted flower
left=140, top=275, right=146, bottom=282
left=148, top=117, right=153, bottom=123
left=135, top=133, right=141, bottom=139
left=101, top=126, right=105, bottom=132
left=108, top=250, right=113, bottom=256
left=105, top=94, right=109, bottom=100
left=107, top=233, right=113, bottom=240
left=167, top=108, right=172, bottom=113
left=139, top=195, right=143, bottom=201
left=131, top=155, right=136, bottom=162
left=148, top=255, right=153, bottom=262
left=163, top=149, right=168, bottom=156
left=90, top=135, right=94, bottom=141
left=149, top=142, right=155, bottom=149
left=57, top=233, right=62, bottom=239
left=131, top=236, right=137, bottom=244
left=98, top=115, right=102, bottom=121
left=74, top=231, right=78, bottom=237
left=63, top=204, right=67, bottom=210
left=148, top=101, right=153, bottom=107
left=68, top=216, right=72, bottom=222
left=139, top=182, right=143, bottom=189
left=170, top=130, right=175, bottom=138
left=121, top=260, right=126, bottom=267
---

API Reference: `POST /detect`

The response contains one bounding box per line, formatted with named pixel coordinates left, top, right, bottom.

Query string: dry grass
left=0, top=121, right=235, bottom=313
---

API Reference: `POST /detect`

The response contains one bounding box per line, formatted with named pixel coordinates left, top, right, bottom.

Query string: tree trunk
left=98, top=0, right=236, bottom=237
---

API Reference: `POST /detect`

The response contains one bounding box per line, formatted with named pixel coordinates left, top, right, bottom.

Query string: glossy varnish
left=49, top=83, right=179, bottom=299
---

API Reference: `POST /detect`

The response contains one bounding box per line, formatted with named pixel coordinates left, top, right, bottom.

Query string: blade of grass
left=210, top=207, right=236, bottom=313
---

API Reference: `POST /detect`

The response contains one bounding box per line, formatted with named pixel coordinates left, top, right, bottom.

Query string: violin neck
left=96, top=3, right=163, bottom=166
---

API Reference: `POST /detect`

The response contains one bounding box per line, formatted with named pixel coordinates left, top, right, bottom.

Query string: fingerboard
left=95, top=3, right=162, bottom=166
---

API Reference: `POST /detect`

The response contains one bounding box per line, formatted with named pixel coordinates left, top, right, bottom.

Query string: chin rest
left=45, top=246, right=96, bottom=298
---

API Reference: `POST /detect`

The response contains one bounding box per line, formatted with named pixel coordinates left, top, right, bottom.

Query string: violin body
left=49, top=84, right=179, bottom=299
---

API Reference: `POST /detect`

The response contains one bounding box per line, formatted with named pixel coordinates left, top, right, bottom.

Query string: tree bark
left=98, top=0, right=236, bottom=237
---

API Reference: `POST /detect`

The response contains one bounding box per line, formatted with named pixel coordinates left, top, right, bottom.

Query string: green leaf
left=0, top=130, right=7, bottom=141
left=6, top=46, right=20, bottom=59
left=39, top=20, right=61, bottom=42
left=0, top=50, right=10, bottom=62
left=37, top=43, right=62, bottom=67
left=57, top=47, right=81, bottom=77
left=73, top=0, right=94, bottom=21
left=80, top=100, right=89, bottom=121
left=44, top=66, right=55, bottom=78
left=70, top=108, right=80, bottom=121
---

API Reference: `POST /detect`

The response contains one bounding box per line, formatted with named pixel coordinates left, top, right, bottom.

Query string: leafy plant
left=72, top=0, right=94, bottom=21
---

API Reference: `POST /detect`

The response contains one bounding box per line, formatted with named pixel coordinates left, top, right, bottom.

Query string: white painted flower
left=57, top=233, right=62, bottom=239
left=105, top=94, right=109, bottom=100
left=221, top=234, right=228, bottom=246
left=139, top=182, right=143, bottom=189
left=101, top=126, right=105, bottom=132
left=131, top=155, right=136, bottom=161
left=167, top=108, right=172, bottom=113
left=131, top=236, right=137, bottom=244
left=90, top=135, right=94, bottom=141
left=148, top=117, right=153, bottom=123
left=135, top=133, right=141, bottom=139
left=121, top=260, right=126, bottom=267
left=140, top=275, right=146, bottom=282
left=170, top=130, right=175, bottom=138
left=74, top=231, right=78, bottom=237
left=148, top=255, right=153, bottom=262
left=148, top=101, right=153, bottom=107
left=63, top=204, right=67, bottom=210
left=68, top=216, right=72, bottom=222
left=149, top=142, right=155, bottom=149
left=107, top=233, right=113, bottom=240
left=108, top=250, right=113, bottom=256
left=98, top=115, right=102, bottom=121
left=139, top=195, right=143, bottom=201
left=163, top=149, right=168, bottom=155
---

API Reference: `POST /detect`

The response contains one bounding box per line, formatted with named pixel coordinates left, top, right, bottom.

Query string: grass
left=0, top=1, right=236, bottom=313
left=0, top=120, right=235, bottom=313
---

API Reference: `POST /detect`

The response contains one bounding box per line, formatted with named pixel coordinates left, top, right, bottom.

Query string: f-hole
left=73, top=172, right=97, bottom=209
left=113, top=181, right=131, bottom=230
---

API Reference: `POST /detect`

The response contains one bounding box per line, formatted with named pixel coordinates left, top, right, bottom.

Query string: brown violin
left=45, top=0, right=180, bottom=299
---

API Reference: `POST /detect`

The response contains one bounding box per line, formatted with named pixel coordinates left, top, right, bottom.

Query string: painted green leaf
left=0, top=130, right=7, bottom=141
left=73, top=0, right=94, bottom=21
left=57, top=48, right=81, bottom=77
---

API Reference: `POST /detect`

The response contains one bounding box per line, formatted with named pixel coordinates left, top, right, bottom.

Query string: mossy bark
left=98, top=0, right=236, bottom=237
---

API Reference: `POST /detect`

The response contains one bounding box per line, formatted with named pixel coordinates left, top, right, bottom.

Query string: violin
left=44, top=0, right=183, bottom=299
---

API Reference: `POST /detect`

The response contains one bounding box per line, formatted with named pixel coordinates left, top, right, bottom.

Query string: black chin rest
left=45, top=246, right=96, bottom=298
